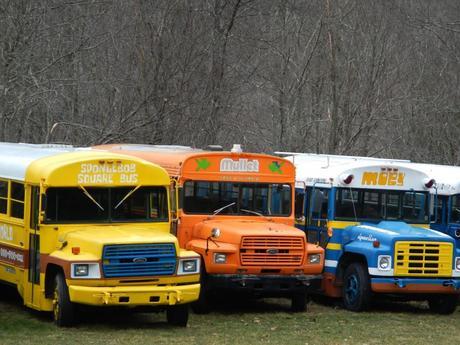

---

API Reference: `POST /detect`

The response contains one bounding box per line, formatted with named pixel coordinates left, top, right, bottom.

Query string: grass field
left=1, top=285, right=459, bottom=345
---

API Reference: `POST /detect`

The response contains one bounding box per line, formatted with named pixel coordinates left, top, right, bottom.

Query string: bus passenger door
left=306, top=187, right=330, bottom=248
left=25, top=186, right=41, bottom=308
left=430, top=194, right=447, bottom=233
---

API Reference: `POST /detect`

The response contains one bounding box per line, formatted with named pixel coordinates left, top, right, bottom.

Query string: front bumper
left=68, top=283, right=200, bottom=306
left=206, top=274, right=322, bottom=296
left=371, top=277, right=460, bottom=294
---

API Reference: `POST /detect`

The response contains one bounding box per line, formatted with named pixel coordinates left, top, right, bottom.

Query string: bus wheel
left=428, top=295, right=459, bottom=314
left=342, top=263, right=371, bottom=312
left=52, top=273, right=76, bottom=327
left=191, top=270, right=211, bottom=314
left=166, top=304, right=189, bottom=327
left=291, top=292, right=308, bottom=312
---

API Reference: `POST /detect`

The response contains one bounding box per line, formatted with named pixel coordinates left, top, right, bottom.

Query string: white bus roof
left=0, top=142, right=81, bottom=181
left=276, top=152, right=410, bottom=163
left=401, top=162, right=460, bottom=195
left=286, top=154, right=432, bottom=191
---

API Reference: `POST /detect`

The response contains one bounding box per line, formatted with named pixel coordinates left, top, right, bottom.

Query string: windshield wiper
left=240, top=208, right=272, bottom=221
left=212, top=202, right=236, bottom=215
left=78, top=185, right=105, bottom=211
left=114, top=185, right=142, bottom=210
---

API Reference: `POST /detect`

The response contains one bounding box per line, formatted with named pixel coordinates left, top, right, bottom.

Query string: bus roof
left=0, top=142, right=170, bottom=187
left=286, top=154, right=433, bottom=191
left=276, top=152, right=410, bottom=163
left=95, top=144, right=295, bottom=183
left=0, top=142, right=81, bottom=181
left=403, top=162, right=460, bottom=195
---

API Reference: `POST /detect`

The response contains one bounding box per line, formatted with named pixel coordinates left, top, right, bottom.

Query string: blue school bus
left=284, top=153, right=460, bottom=313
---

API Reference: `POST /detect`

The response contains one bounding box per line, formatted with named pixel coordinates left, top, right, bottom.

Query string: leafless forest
left=1, top=1, right=459, bottom=163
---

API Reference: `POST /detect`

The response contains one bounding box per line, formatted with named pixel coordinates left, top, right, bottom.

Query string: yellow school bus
left=0, top=143, right=200, bottom=326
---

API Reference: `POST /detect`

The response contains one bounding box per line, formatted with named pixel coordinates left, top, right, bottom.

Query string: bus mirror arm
left=205, top=230, right=220, bottom=255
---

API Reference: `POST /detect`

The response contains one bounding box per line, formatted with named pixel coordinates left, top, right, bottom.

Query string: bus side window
left=0, top=179, right=8, bottom=214
left=450, top=195, right=460, bottom=224
left=309, top=188, right=329, bottom=222
left=431, top=195, right=444, bottom=224
left=11, top=182, right=24, bottom=219
left=294, top=189, right=304, bottom=220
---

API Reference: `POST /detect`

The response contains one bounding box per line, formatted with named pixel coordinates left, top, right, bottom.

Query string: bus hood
left=343, top=221, right=454, bottom=245
left=193, top=220, right=304, bottom=245
left=56, top=226, right=178, bottom=256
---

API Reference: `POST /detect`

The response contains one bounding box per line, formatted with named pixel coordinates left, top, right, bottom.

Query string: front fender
left=343, top=239, right=392, bottom=272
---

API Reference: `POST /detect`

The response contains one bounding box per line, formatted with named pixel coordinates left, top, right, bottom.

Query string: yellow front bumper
left=68, top=283, right=200, bottom=306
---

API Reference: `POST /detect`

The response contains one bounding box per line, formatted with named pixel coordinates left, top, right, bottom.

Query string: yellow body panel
left=326, top=243, right=342, bottom=250
left=68, top=282, right=200, bottom=306
left=327, top=220, right=360, bottom=229
left=394, top=241, right=453, bottom=277
left=25, top=151, right=170, bottom=187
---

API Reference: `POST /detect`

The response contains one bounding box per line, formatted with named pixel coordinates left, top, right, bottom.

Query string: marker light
left=341, top=174, right=354, bottom=185
left=72, top=247, right=80, bottom=255
left=373, top=240, right=380, bottom=248
left=424, top=178, right=435, bottom=188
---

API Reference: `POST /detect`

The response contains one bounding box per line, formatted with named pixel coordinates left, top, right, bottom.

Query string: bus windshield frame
left=43, top=186, right=169, bottom=224
left=333, top=187, right=429, bottom=224
left=182, top=180, right=292, bottom=217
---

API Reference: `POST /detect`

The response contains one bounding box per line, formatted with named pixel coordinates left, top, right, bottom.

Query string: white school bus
left=0, top=143, right=200, bottom=326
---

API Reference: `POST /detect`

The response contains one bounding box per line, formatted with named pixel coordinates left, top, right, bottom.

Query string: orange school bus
left=0, top=143, right=200, bottom=327
left=95, top=144, right=324, bottom=312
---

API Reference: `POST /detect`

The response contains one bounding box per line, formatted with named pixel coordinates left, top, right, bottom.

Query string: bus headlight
left=177, top=258, right=200, bottom=275
left=456, top=257, right=460, bottom=271
left=308, top=254, right=321, bottom=264
left=378, top=255, right=391, bottom=271
left=214, top=253, right=227, bottom=264
left=71, top=263, right=101, bottom=278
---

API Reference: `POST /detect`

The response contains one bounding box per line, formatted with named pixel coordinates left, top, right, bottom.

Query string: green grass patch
left=0, top=286, right=458, bottom=345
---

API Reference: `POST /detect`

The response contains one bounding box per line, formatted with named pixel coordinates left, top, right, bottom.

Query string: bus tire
left=166, top=304, right=189, bottom=327
left=342, top=263, right=371, bottom=312
left=191, top=269, right=211, bottom=314
left=291, top=292, right=308, bottom=312
left=52, top=273, right=76, bottom=327
left=428, top=294, right=458, bottom=314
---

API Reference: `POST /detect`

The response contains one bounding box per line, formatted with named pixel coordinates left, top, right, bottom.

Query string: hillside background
left=1, top=0, right=459, bottom=163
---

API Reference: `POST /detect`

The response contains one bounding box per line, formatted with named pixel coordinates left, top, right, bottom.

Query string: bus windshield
left=183, top=181, right=291, bottom=216
left=44, top=186, right=168, bottom=223
left=334, top=188, right=429, bottom=223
